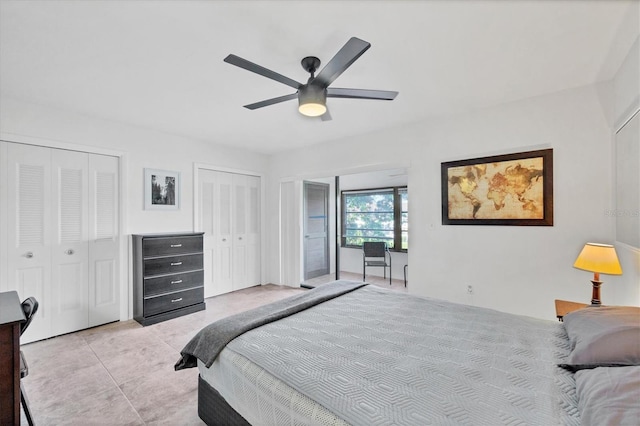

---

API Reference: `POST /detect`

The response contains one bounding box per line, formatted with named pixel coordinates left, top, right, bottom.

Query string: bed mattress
left=197, top=285, right=580, bottom=425
left=199, top=350, right=350, bottom=425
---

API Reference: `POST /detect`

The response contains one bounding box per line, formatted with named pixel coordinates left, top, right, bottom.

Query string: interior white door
left=232, top=174, right=261, bottom=290
left=5, top=142, right=53, bottom=342
left=51, top=149, right=90, bottom=336
left=88, top=154, right=120, bottom=326
left=232, top=174, right=248, bottom=290
left=2, top=141, right=120, bottom=342
left=199, top=169, right=233, bottom=297
left=245, top=174, right=261, bottom=286
left=198, top=169, right=260, bottom=295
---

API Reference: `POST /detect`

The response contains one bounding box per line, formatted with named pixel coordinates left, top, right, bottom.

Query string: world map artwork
left=447, top=156, right=545, bottom=220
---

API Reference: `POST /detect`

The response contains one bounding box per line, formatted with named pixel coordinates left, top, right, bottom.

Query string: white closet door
left=216, top=172, right=234, bottom=294
left=5, top=143, right=53, bottom=342
left=231, top=173, right=261, bottom=290
left=199, top=169, right=233, bottom=297
left=51, top=149, right=89, bottom=336
left=198, top=169, right=260, bottom=295
left=232, top=174, right=249, bottom=290
left=200, top=170, right=215, bottom=297
left=3, top=142, right=120, bottom=342
left=245, top=175, right=261, bottom=286
left=88, top=154, right=120, bottom=326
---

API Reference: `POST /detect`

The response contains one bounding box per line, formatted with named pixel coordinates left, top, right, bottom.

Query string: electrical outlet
left=467, top=285, right=474, bottom=295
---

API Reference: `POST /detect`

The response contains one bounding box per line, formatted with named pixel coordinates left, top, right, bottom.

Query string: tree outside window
left=342, top=187, right=408, bottom=251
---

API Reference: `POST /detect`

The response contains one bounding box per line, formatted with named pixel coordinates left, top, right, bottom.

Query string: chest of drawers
left=132, top=232, right=205, bottom=325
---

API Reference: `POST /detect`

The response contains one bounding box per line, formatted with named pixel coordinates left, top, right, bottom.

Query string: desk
left=0, top=291, right=25, bottom=425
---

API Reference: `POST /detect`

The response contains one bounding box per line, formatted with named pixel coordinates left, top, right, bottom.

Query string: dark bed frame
left=198, top=375, right=251, bottom=426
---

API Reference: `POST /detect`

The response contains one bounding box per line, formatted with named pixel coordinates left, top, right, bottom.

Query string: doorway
left=282, top=168, right=408, bottom=290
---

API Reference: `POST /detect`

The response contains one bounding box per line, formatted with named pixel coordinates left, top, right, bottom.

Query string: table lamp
left=573, top=243, right=622, bottom=305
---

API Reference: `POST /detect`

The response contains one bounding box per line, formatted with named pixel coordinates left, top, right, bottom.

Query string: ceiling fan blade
left=320, top=109, right=332, bottom=121
left=224, top=54, right=302, bottom=90
left=327, top=87, right=398, bottom=100
left=244, top=93, right=298, bottom=110
left=313, top=37, right=371, bottom=88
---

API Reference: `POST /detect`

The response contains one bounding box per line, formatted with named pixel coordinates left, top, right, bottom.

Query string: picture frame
left=441, top=149, right=553, bottom=226
left=144, top=168, right=180, bottom=210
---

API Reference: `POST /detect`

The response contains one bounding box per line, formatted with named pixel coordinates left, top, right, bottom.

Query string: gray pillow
left=575, top=366, right=640, bottom=426
left=561, top=305, right=640, bottom=370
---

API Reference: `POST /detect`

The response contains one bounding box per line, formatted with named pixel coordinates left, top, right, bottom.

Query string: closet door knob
left=25, top=252, right=34, bottom=259
left=238, top=237, right=243, bottom=240
left=222, top=238, right=226, bottom=242
left=66, top=249, right=74, bottom=255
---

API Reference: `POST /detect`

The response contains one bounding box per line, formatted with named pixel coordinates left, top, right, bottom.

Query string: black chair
left=362, top=242, right=392, bottom=285
left=20, top=297, right=38, bottom=426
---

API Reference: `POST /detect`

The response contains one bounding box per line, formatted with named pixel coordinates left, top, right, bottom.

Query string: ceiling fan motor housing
left=298, top=84, right=327, bottom=117
left=301, top=56, right=321, bottom=75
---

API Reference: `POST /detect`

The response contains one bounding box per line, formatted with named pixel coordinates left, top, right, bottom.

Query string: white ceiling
left=0, top=1, right=633, bottom=154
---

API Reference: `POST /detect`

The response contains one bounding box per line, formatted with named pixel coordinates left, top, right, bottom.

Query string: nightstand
left=554, top=299, right=589, bottom=322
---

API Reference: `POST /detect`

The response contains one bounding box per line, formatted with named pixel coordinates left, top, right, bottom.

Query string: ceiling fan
left=224, top=37, right=398, bottom=121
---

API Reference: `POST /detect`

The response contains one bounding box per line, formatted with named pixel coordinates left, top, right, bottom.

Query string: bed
left=175, top=281, right=640, bottom=426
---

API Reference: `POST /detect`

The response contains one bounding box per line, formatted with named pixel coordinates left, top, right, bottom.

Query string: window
left=342, top=186, right=408, bottom=251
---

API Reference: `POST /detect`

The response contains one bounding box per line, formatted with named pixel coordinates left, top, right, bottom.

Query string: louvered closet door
left=198, top=169, right=260, bottom=295
left=88, top=154, right=120, bottom=326
left=2, top=142, right=120, bottom=342
left=51, top=149, right=90, bottom=336
left=232, top=173, right=261, bottom=291
left=232, top=174, right=248, bottom=290
left=199, top=169, right=233, bottom=297
left=245, top=175, right=261, bottom=286
left=5, top=143, right=54, bottom=342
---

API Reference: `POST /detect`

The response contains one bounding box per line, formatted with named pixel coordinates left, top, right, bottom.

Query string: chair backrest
left=20, top=297, right=39, bottom=336
left=363, top=241, right=387, bottom=258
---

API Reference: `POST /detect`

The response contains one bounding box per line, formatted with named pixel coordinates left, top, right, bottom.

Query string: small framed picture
left=144, top=168, right=180, bottom=210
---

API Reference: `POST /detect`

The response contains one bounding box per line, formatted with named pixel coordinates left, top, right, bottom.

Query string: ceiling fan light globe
left=298, top=84, right=327, bottom=117
left=299, top=102, right=327, bottom=117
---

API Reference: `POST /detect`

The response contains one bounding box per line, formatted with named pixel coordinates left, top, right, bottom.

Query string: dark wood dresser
left=0, top=290, right=26, bottom=425
left=132, top=233, right=205, bottom=326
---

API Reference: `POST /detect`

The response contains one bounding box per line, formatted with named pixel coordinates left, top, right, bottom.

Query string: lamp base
left=591, top=280, right=602, bottom=305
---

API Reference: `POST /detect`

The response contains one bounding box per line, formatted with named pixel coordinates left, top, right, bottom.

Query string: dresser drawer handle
left=170, top=244, right=182, bottom=248
left=171, top=280, right=183, bottom=284
left=171, top=298, right=183, bottom=303
left=170, top=262, right=183, bottom=266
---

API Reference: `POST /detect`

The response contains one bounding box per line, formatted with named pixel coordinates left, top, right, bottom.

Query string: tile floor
left=20, top=274, right=404, bottom=425
left=20, top=284, right=304, bottom=425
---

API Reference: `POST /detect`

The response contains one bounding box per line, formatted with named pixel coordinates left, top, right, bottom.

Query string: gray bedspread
left=223, top=285, right=580, bottom=425
left=175, top=280, right=366, bottom=370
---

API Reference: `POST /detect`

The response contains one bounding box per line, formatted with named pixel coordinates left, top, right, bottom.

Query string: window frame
left=341, top=186, right=408, bottom=253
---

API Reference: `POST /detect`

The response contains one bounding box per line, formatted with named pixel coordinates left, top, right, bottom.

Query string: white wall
left=0, top=97, right=269, bottom=234
left=268, top=82, right=637, bottom=320
left=0, top=96, right=269, bottom=318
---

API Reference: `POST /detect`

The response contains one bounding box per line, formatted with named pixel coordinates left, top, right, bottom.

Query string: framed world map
left=441, top=149, right=553, bottom=225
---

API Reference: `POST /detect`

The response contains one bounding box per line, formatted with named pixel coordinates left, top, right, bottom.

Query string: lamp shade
left=573, top=243, right=622, bottom=275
